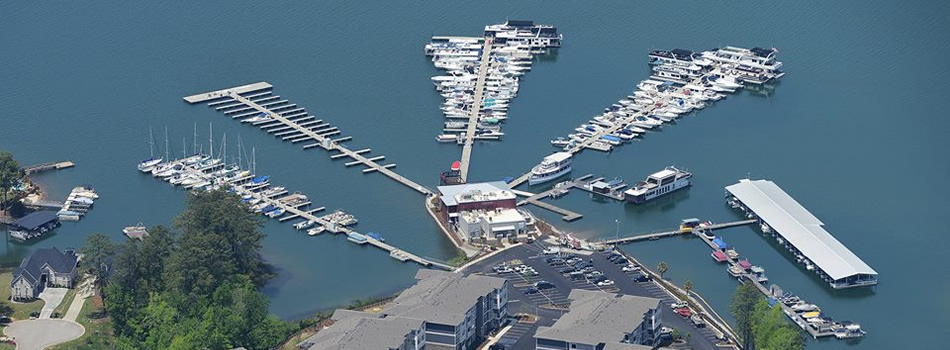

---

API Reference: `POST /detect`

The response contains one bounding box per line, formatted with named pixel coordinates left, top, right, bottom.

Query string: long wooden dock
left=603, top=219, right=756, bottom=245
left=184, top=83, right=433, bottom=195
left=457, top=38, right=493, bottom=183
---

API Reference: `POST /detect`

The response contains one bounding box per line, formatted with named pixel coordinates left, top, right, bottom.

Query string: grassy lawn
left=52, top=288, right=77, bottom=318
left=48, top=294, right=114, bottom=350
left=0, top=269, right=44, bottom=320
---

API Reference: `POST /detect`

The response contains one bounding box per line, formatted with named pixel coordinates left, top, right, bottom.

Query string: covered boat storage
left=725, top=179, right=878, bottom=289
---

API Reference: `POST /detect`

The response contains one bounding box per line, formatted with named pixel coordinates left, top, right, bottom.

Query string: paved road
left=3, top=319, right=84, bottom=350
left=37, top=288, right=68, bottom=319
left=464, top=242, right=722, bottom=350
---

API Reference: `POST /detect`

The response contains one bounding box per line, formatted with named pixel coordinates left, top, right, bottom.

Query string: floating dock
left=457, top=39, right=494, bottom=183
left=183, top=83, right=433, bottom=195
left=23, top=161, right=75, bottom=175
left=603, top=219, right=755, bottom=245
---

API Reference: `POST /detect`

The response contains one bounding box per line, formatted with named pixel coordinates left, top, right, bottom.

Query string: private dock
left=457, top=38, right=494, bottom=183
left=23, top=161, right=75, bottom=175
left=184, top=83, right=433, bottom=195
left=603, top=219, right=756, bottom=245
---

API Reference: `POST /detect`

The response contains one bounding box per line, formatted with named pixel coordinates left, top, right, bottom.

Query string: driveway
left=37, top=288, right=68, bottom=319
left=3, top=319, right=84, bottom=350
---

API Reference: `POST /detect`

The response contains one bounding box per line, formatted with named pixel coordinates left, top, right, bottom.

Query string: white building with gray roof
left=535, top=290, right=663, bottom=350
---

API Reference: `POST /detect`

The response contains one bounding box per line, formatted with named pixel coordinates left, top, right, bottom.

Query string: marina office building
left=301, top=270, right=508, bottom=350
left=726, top=179, right=878, bottom=289
left=535, top=290, right=664, bottom=350
left=437, top=182, right=527, bottom=242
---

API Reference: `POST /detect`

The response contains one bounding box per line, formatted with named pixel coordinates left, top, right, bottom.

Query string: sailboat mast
left=193, top=122, right=198, bottom=155
left=148, top=126, right=155, bottom=158
left=182, top=138, right=187, bottom=159
left=252, top=147, right=256, bottom=175
left=237, top=135, right=242, bottom=170
left=209, top=122, right=214, bottom=159
left=164, top=127, right=170, bottom=161
left=222, top=133, right=227, bottom=166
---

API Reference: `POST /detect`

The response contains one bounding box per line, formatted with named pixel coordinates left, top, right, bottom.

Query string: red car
left=675, top=308, right=692, bottom=317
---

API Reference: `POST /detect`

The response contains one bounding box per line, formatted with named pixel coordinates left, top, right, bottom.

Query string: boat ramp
left=183, top=83, right=433, bottom=196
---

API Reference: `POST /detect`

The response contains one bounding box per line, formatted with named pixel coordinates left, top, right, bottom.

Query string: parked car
left=535, top=281, right=556, bottom=290
left=670, top=301, right=688, bottom=309
left=622, top=264, right=640, bottom=272
left=569, top=272, right=586, bottom=281
left=634, top=274, right=653, bottom=282
left=597, top=279, right=615, bottom=286
left=675, top=308, right=692, bottom=317
left=581, top=266, right=597, bottom=273
left=612, top=257, right=628, bottom=264
left=523, top=287, right=539, bottom=295
left=590, top=275, right=608, bottom=283
left=690, top=314, right=706, bottom=327
left=557, top=266, right=575, bottom=274
left=585, top=271, right=603, bottom=279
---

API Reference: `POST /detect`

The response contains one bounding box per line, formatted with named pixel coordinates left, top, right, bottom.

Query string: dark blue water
left=2, top=1, right=947, bottom=349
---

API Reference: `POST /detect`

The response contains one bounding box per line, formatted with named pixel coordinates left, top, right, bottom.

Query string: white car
left=670, top=301, right=688, bottom=309
left=597, top=280, right=615, bottom=287
left=622, top=264, right=640, bottom=272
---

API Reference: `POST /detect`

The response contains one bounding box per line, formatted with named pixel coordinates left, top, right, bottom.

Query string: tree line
left=730, top=281, right=805, bottom=350
left=82, top=190, right=292, bottom=350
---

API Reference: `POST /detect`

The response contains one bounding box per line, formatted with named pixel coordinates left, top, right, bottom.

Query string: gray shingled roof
left=535, top=290, right=660, bottom=347
left=10, top=211, right=58, bottom=231
left=301, top=310, right=424, bottom=350
left=725, top=179, right=877, bottom=280
left=12, top=247, right=78, bottom=286
left=382, top=269, right=506, bottom=326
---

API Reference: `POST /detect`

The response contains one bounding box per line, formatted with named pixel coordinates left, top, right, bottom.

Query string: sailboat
left=138, top=127, right=163, bottom=172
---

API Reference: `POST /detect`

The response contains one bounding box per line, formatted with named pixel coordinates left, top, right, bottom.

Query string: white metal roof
left=726, top=179, right=877, bottom=280
left=545, top=152, right=572, bottom=163
left=650, top=169, right=676, bottom=179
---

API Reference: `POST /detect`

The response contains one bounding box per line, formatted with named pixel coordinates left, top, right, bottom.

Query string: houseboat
left=623, top=166, right=692, bottom=204
left=528, top=152, right=572, bottom=186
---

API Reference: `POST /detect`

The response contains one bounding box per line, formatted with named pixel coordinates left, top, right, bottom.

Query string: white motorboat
left=293, top=220, right=315, bottom=230
left=528, top=152, right=572, bottom=186
left=307, top=226, right=325, bottom=236
left=436, top=134, right=459, bottom=143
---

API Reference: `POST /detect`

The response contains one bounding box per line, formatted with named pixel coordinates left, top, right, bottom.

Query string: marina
left=184, top=84, right=434, bottom=195
left=135, top=144, right=451, bottom=270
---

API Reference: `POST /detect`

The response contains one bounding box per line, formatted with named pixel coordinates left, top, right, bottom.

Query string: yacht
left=137, top=157, right=163, bottom=172
left=623, top=166, right=692, bottom=204
left=528, top=152, right=572, bottom=186
left=484, top=20, right=562, bottom=50
left=436, top=134, right=459, bottom=143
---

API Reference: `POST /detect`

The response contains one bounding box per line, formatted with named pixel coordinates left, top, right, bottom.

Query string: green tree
left=657, top=261, right=669, bottom=279
left=82, top=233, right=116, bottom=289
left=730, top=281, right=761, bottom=347
left=0, top=151, right=23, bottom=209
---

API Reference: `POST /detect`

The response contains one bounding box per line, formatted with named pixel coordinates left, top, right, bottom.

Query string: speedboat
left=137, top=158, right=163, bottom=172
left=307, top=226, right=325, bottom=236
left=436, top=134, right=459, bottom=143
left=293, top=220, right=315, bottom=230
left=266, top=208, right=285, bottom=218
left=528, top=152, right=572, bottom=186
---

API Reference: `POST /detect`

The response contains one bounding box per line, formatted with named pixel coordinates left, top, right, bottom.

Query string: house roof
left=301, top=310, right=424, bottom=350
left=726, top=179, right=877, bottom=280
left=10, top=211, right=58, bottom=231
left=535, top=289, right=660, bottom=347
left=437, top=181, right=514, bottom=207
left=382, top=270, right=506, bottom=326
left=12, top=247, right=78, bottom=286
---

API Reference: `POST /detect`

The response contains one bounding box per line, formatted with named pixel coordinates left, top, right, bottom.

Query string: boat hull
left=528, top=165, right=572, bottom=186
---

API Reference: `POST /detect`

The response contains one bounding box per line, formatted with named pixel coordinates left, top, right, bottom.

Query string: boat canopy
left=738, top=259, right=752, bottom=270
left=712, top=251, right=728, bottom=262
left=712, top=237, right=728, bottom=249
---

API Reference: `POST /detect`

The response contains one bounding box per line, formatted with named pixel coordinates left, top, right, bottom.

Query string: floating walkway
left=23, top=161, right=75, bottom=175
left=457, top=39, right=494, bottom=183
left=603, top=219, right=755, bottom=245
left=513, top=175, right=592, bottom=221
left=183, top=83, right=433, bottom=195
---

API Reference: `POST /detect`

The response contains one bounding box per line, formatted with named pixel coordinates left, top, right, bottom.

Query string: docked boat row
left=552, top=45, right=784, bottom=153
left=428, top=20, right=561, bottom=143
left=776, top=291, right=866, bottom=339
left=57, top=186, right=99, bottom=221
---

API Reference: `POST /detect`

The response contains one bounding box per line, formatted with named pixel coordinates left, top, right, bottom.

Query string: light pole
left=615, top=219, right=620, bottom=240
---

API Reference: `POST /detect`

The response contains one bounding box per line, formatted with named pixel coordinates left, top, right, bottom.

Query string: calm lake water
left=1, top=1, right=947, bottom=349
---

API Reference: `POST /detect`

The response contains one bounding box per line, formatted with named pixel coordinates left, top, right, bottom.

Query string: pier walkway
left=23, top=161, right=74, bottom=175
left=232, top=182, right=451, bottom=270
left=513, top=175, right=591, bottom=221
left=603, top=219, right=756, bottom=245
left=184, top=83, right=433, bottom=196
left=458, top=38, right=493, bottom=183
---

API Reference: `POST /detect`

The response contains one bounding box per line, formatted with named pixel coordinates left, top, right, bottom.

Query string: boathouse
left=7, top=211, right=60, bottom=241
left=11, top=247, right=79, bottom=300
left=725, top=179, right=878, bottom=289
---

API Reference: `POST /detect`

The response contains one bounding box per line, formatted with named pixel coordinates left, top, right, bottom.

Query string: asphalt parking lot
left=467, top=242, right=723, bottom=350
